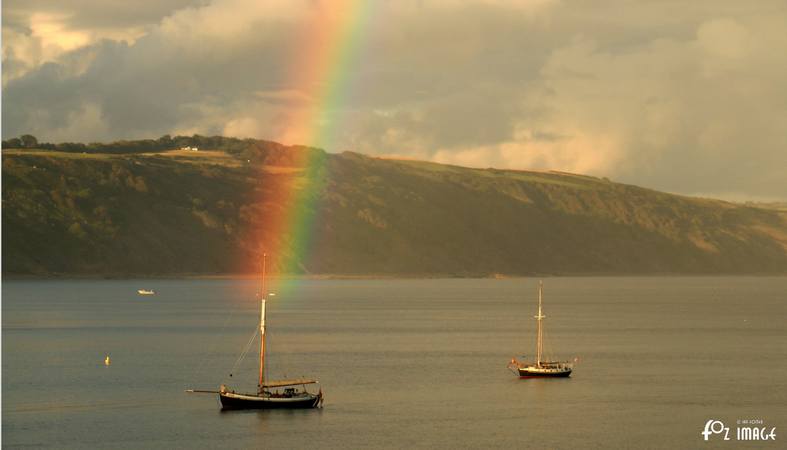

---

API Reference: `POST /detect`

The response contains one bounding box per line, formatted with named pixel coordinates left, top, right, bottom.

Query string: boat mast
left=259, top=253, right=267, bottom=391
left=535, top=280, right=545, bottom=367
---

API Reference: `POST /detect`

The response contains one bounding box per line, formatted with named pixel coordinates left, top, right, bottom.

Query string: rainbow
left=260, top=1, right=373, bottom=287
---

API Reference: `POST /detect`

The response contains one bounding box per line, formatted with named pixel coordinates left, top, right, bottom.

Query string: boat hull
left=517, top=368, right=572, bottom=378
left=219, top=392, right=321, bottom=410
left=511, top=360, right=573, bottom=378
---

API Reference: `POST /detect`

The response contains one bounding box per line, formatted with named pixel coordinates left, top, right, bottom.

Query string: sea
left=2, top=277, right=785, bottom=449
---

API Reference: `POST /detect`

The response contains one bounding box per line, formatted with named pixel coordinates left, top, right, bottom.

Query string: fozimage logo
left=701, top=419, right=777, bottom=442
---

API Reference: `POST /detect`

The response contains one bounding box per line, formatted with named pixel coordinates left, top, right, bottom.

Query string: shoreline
left=4, top=271, right=786, bottom=281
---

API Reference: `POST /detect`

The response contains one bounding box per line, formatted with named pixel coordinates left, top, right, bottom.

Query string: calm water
left=2, top=277, right=785, bottom=449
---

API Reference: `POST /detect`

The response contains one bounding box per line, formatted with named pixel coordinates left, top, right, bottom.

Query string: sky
left=3, top=0, right=786, bottom=201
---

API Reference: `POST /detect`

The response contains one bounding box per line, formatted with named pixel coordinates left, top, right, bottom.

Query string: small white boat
left=137, top=289, right=155, bottom=295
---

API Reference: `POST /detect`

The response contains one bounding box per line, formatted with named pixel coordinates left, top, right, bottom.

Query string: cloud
left=1, top=0, right=199, bottom=83
left=2, top=0, right=786, bottom=199
left=222, top=116, right=263, bottom=139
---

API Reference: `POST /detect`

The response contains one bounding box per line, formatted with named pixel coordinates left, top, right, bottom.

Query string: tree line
left=1, top=134, right=253, bottom=154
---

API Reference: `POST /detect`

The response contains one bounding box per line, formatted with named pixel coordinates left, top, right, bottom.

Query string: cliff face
left=3, top=144, right=786, bottom=276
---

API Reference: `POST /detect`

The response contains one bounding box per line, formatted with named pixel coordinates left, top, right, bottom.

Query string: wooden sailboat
left=508, top=281, right=573, bottom=378
left=188, top=254, right=323, bottom=410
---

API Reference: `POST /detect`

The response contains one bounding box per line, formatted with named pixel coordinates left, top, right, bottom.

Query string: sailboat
left=508, top=281, right=573, bottom=378
left=187, top=254, right=323, bottom=410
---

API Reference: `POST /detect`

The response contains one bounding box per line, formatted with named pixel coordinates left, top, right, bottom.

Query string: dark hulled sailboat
left=188, top=254, right=322, bottom=410
left=508, top=281, right=573, bottom=378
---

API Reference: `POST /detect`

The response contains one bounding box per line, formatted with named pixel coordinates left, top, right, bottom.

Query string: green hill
left=3, top=137, right=786, bottom=276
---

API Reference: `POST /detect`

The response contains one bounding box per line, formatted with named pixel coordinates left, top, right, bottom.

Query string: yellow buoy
left=104, top=355, right=111, bottom=366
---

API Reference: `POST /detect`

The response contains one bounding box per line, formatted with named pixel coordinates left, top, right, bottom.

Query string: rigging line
left=264, top=322, right=275, bottom=382
left=265, top=327, right=269, bottom=383
left=543, top=326, right=557, bottom=361
left=190, top=304, right=238, bottom=384
left=541, top=324, right=550, bottom=357
left=229, top=326, right=259, bottom=378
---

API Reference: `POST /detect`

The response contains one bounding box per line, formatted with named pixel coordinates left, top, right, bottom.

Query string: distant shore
left=4, top=271, right=786, bottom=280
left=5, top=145, right=786, bottom=277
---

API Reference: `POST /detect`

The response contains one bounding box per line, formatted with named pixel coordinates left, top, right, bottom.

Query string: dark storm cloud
left=2, top=0, right=786, bottom=199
